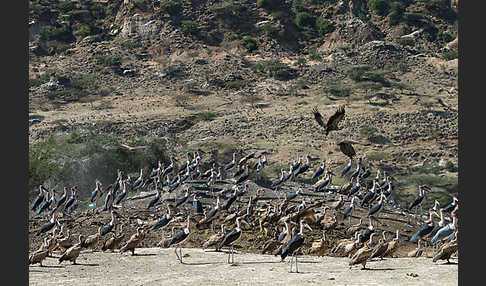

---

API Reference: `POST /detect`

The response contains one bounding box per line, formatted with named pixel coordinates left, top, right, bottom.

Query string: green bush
left=181, top=20, right=199, bottom=35
left=58, top=1, right=75, bottom=13
left=295, top=12, right=315, bottom=30
left=292, top=0, right=307, bottom=13
left=396, top=37, right=415, bottom=47
left=121, top=40, right=142, bottom=50
left=159, top=0, right=182, bottom=15
left=95, top=55, right=122, bottom=69
left=424, top=0, right=457, bottom=23
left=387, top=2, right=405, bottom=26
left=73, top=25, right=91, bottom=39
left=226, top=80, right=248, bottom=89
left=241, top=36, right=258, bottom=51
left=257, top=0, right=281, bottom=10
left=40, top=25, right=75, bottom=43
left=403, top=12, right=425, bottom=26
left=369, top=0, right=390, bottom=16
left=262, top=23, right=279, bottom=37
left=315, top=18, right=334, bottom=36
left=198, top=111, right=218, bottom=121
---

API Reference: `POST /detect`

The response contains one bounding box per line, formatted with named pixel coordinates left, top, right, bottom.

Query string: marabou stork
left=293, top=154, right=311, bottom=180
left=147, top=182, right=162, bottom=209
left=192, top=194, right=204, bottom=214
left=280, top=220, right=306, bottom=273
left=441, top=196, right=458, bottom=213
left=100, top=210, right=118, bottom=236
left=216, top=216, right=244, bottom=264
left=311, top=160, right=326, bottom=182
left=168, top=216, right=196, bottom=263
left=175, top=189, right=191, bottom=209
left=360, top=179, right=378, bottom=207
left=341, top=157, right=353, bottom=177
left=342, top=196, right=356, bottom=223
left=222, top=188, right=239, bottom=211
left=234, top=165, right=249, bottom=185
left=37, top=211, right=58, bottom=236
left=31, top=185, right=45, bottom=211
left=410, top=209, right=437, bottom=257
left=113, top=180, right=128, bottom=206
left=132, top=169, right=144, bottom=191
left=224, top=152, right=237, bottom=171
left=63, top=187, right=77, bottom=212
left=368, top=192, right=387, bottom=224
left=90, top=180, right=102, bottom=203
left=148, top=204, right=175, bottom=233
left=55, top=188, right=68, bottom=210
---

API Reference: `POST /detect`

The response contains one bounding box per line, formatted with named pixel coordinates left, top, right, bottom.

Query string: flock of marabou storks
left=29, top=105, right=459, bottom=273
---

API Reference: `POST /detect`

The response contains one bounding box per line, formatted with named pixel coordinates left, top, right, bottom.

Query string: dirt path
left=29, top=247, right=458, bottom=286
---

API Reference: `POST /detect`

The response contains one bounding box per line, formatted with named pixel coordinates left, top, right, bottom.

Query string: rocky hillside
left=28, top=0, right=458, bottom=207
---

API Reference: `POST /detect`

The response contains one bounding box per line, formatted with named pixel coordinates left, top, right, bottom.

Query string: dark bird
left=161, top=157, right=175, bottom=178
left=37, top=212, right=58, bottom=236
left=175, top=189, right=191, bottom=208
left=146, top=182, right=162, bottom=209
left=224, top=152, right=237, bottom=171
left=341, top=158, right=353, bottom=177
left=168, top=216, right=195, bottom=263
left=100, top=210, right=118, bottom=236
left=192, top=194, right=204, bottom=214
left=441, top=196, right=458, bottom=213
left=280, top=220, right=306, bottom=273
left=349, top=157, right=362, bottom=181
left=348, top=175, right=361, bottom=197
left=271, top=169, right=286, bottom=188
left=103, top=185, right=114, bottom=212
left=31, top=186, right=45, bottom=211
left=342, top=196, right=357, bottom=223
left=293, top=154, right=311, bottom=180
left=408, top=185, right=430, bottom=213
left=132, top=169, right=145, bottom=191
left=222, top=188, right=239, bottom=211
left=360, top=179, right=378, bottom=207
left=90, top=180, right=102, bottom=203
left=203, top=224, right=227, bottom=249
left=37, top=190, right=55, bottom=215
left=312, top=105, right=346, bottom=135
left=234, top=165, right=250, bottom=185
left=148, top=204, right=175, bottom=233
left=63, top=187, right=77, bottom=212
left=311, top=160, right=326, bottom=182
left=113, top=180, right=128, bottom=206
left=338, top=140, right=358, bottom=159
left=101, top=225, right=124, bottom=252
left=368, top=192, right=387, bottom=222
left=410, top=209, right=437, bottom=243
left=359, top=217, right=375, bottom=243
left=217, top=216, right=244, bottom=264
left=359, top=163, right=373, bottom=180
left=150, top=161, right=163, bottom=178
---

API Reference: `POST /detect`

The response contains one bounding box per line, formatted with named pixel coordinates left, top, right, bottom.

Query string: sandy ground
left=29, top=247, right=458, bottom=286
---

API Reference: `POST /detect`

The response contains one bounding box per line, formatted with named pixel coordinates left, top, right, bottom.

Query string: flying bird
left=312, top=105, right=346, bottom=135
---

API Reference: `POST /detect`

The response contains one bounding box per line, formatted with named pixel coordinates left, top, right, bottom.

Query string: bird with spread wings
left=312, top=105, right=346, bottom=135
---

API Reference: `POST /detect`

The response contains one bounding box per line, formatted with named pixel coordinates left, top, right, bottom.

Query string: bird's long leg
left=289, top=255, right=293, bottom=272
left=180, top=247, right=183, bottom=264
left=227, top=248, right=231, bottom=264
left=295, top=255, right=299, bottom=273
left=174, top=247, right=180, bottom=262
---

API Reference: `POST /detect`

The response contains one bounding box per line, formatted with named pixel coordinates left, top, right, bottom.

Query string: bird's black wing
left=325, top=105, right=346, bottom=134
left=312, top=107, right=326, bottom=128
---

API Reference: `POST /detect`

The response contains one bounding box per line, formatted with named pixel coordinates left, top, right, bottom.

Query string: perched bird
left=341, top=158, right=353, bottom=177
left=58, top=235, right=84, bottom=265
left=100, top=210, right=118, bottom=236
left=37, top=212, right=58, bottom=236
left=382, top=229, right=400, bottom=258
left=234, top=165, right=250, bottom=185
left=192, top=194, right=204, bottom=214
left=280, top=220, right=306, bottom=273
left=441, top=196, right=458, bottom=214
left=432, top=231, right=458, bottom=264
left=222, top=188, right=239, bottom=211
left=349, top=233, right=375, bottom=269
left=55, top=188, right=68, bottom=210
left=311, top=160, right=326, bottom=182
left=312, top=105, right=346, bottom=135
left=342, top=196, right=357, bottom=223
left=132, top=169, right=145, bottom=191
left=175, top=189, right=191, bottom=209
left=146, top=183, right=162, bottom=209
left=31, top=186, right=45, bottom=211
left=101, top=225, right=124, bottom=252
left=147, top=204, right=175, bottom=233
left=82, top=227, right=102, bottom=252
left=120, top=227, right=146, bottom=256
left=168, top=216, right=195, bottom=263
left=217, top=216, right=244, bottom=264
left=113, top=180, right=128, bottom=206
left=90, top=180, right=102, bottom=203
left=29, top=239, right=49, bottom=266
left=224, top=152, right=238, bottom=171
left=337, top=140, right=358, bottom=159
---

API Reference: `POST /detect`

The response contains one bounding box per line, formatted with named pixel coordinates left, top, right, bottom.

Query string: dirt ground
left=29, top=247, right=458, bottom=286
